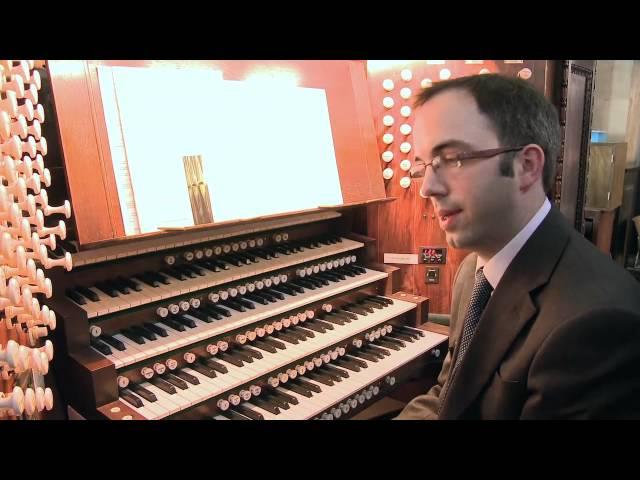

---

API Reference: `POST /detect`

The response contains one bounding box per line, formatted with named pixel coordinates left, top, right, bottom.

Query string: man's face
left=414, top=89, right=520, bottom=254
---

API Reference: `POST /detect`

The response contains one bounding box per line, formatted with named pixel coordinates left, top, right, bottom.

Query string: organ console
left=13, top=59, right=577, bottom=420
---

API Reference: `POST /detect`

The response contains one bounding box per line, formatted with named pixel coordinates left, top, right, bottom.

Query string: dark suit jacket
left=397, top=207, right=640, bottom=419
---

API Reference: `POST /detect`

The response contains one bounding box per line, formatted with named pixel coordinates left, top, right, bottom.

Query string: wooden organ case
left=42, top=60, right=448, bottom=420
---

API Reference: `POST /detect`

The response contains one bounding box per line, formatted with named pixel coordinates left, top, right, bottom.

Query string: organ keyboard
left=48, top=210, right=447, bottom=420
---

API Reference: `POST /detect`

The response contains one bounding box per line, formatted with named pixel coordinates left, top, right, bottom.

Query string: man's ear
left=516, top=144, right=545, bottom=192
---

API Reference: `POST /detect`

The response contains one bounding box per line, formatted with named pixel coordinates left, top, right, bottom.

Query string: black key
left=237, top=252, right=258, bottom=263
left=335, top=310, right=358, bottom=320
left=364, top=297, right=388, bottom=307
left=317, top=368, right=343, bottom=382
left=163, top=374, right=189, bottom=390
left=372, top=295, right=393, bottom=305
left=100, top=334, right=126, bottom=351
left=291, top=279, right=315, bottom=290
left=351, top=264, right=367, bottom=274
left=109, top=279, right=131, bottom=295
left=296, top=378, right=323, bottom=393
left=312, top=319, right=335, bottom=331
left=173, top=314, right=196, bottom=329
left=66, top=288, right=86, bottom=305
left=198, top=260, right=221, bottom=273
left=120, top=389, right=144, bottom=408
left=261, top=338, right=287, bottom=350
left=285, top=282, right=305, bottom=294
left=219, top=255, right=243, bottom=267
left=343, top=305, right=368, bottom=316
left=184, top=264, right=206, bottom=276
left=307, top=372, right=334, bottom=386
left=135, top=274, right=159, bottom=288
left=335, top=358, right=361, bottom=372
left=143, top=323, right=168, bottom=338
left=129, top=384, right=157, bottom=402
left=235, top=405, right=264, bottom=420
left=262, top=288, right=284, bottom=300
left=263, top=394, right=289, bottom=410
left=281, top=329, right=307, bottom=342
left=174, top=369, right=200, bottom=386
left=361, top=300, right=384, bottom=310
left=150, top=377, right=176, bottom=394
left=291, top=326, right=315, bottom=338
left=273, top=332, right=299, bottom=345
left=317, top=272, right=340, bottom=282
left=252, top=249, right=272, bottom=260
left=252, top=398, right=281, bottom=415
left=235, top=297, right=256, bottom=310
left=233, top=252, right=253, bottom=264
left=320, top=314, right=345, bottom=326
left=147, top=271, right=170, bottom=285
left=350, top=350, right=379, bottom=363
left=328, top=270, right=346, bottom=280
left=272, top=389, right=299, bottom=405
left=308, top=275, right=330, bottom=287
left=344, top=355, right=369, bottom=368
left=220, top=299, right=245, bottom=313
left=301, top=322, right=326, bottom=334
left=261, top=247, right=279, bottom=258
left=366, top=345, right=391, bottom=357
left=191, top=362, right=217, bottom=378
left=121, top=328, right=145, bottom=345
left=118, top=277, right=144, bottom=292
left=241, top=346, right=263, bottom=360
left=161, top=267, right=187, bottom=280
left=218, top=353, right=244, bottom=368
left=95, top=281, right=119, bottom=297
left=271, top=284, right=297, bottom=296
left=397, top=325, right=426, bottom=337
left=225, top=409, right=251, bottom=420
left=284, top=383, right=313, bottom=398
left=382, top=335, right=406, bottom=347
left=362, top=346, right=385, bottom=359
left=376, top=339, right=401, bottom=351
left=90, top=338, right=112, bottom=355
left=250, top=290, right=275, bottom=303
left=174, top=265, right=197, bottom=278
left=204, top=304, right=232, bottom=318
left=160, top=318, right=186, bottom=332
left=324, top=364, right=350, bottom=378
left=188, top=308, right=215, bottom=323
left=204, top=359, right=228, bottom=374
left=252, top=341, right=277, bottom=354
left=388, top=332, right=415, bottom=343
left=209, top=259, right=229, bottom=270
left=227, top=350, right=254, bottom=363
left=245, top=293, right=268, bottom=305
left=355, top=302, right=375, bottom=313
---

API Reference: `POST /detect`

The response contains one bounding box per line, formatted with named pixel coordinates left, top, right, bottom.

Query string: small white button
left=382, top=168, right=394, bottom=180
left=382, top=78, right=395, bottom=91
left=399, top=124, right=412, bottom=136
left=400, top=106, right=412, bottom=117
left=439, top=68, right=452, bottom=80
left=382, top=115, right=394, bottom=127
left=400, top=142, right=412, bottom=153
left=400, top=87, right=412, bottom=99
left=382, top=133, right=394, bottom=145
left=400, top=159, right=412, bottom=171
left=518, top=68, right=532, bottom=80
left=400, top=69, right=413, bottom=81
left=420, top=78, right=433, bottom=89
left=400, top=176, right=411, bottom=188
left=382, top=96, right=395, bottom=109
left=382, top=151, right=393, bottom=163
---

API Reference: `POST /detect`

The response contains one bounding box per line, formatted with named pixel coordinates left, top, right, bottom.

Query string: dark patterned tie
left=453, top=267, right=494, bottom=371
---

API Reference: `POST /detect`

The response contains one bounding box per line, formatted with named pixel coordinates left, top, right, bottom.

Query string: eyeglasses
left=409, top=146, right=525, bottom=178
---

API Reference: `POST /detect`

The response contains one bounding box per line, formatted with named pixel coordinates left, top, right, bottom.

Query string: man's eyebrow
left=430, top=139, right=474, bottom=157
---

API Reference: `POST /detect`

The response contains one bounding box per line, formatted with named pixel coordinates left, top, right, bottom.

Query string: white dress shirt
left=477, top=198, right=551, bottom=290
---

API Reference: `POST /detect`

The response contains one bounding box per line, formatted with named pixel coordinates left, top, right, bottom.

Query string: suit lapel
left=439, top=207, right=571, bottom=419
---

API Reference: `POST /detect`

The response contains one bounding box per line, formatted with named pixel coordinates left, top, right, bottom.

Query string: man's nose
left=419, top=167, right=447, bottom=199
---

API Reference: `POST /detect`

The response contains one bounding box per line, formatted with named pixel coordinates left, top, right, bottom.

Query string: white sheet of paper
left=98, top=65, right=343, bottom=234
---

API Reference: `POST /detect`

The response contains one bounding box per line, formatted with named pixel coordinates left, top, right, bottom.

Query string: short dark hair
left=414, top=74, right=560, bottom=193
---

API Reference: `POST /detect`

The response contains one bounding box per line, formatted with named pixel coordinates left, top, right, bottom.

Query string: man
left=396, top=74, right=640, bottom=419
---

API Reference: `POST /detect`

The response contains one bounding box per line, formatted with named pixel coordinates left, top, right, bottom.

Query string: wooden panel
left=365, top=60, right=551, bottom=313
left=47, top=60, right=384, bottom=246
left=47, top=60, right=123, bottom=243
